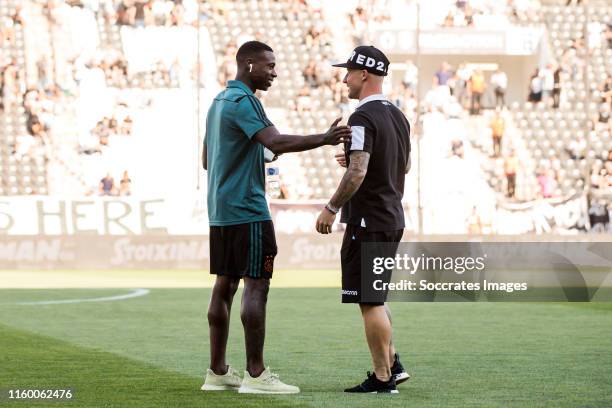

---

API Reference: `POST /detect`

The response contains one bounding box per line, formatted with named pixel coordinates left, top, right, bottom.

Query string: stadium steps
left=45, top=106, right=90, bottom=196
left=0, top=0, right=48, bottom=195
left=419, top=111, right=497, bottom=233
left=464, top=114, right=538, bottom=202
left=19, top=1, right=53, bottom=89
left=505, top=3, right=612, bottom=203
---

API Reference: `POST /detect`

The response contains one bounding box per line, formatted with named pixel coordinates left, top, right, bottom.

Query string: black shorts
left=341, top=224, right=403, bottom=304
left=210, top=220, right=277, bottom=279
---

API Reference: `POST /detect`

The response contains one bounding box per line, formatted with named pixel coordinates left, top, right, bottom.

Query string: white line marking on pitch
left=15, top=289, right=151, bottom=305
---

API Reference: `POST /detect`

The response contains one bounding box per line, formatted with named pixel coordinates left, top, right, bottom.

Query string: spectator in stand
left=447, top=71, right=458, bottom=97
left=12, top=5, right=24, bottom=26
left=540, top=63, right=555, bottom=106
left=490, top=110, right=505, bottom=158
left=1, top=17, right=14, bottom=47
left=606, top=158, right=612, bottom=188
left=598, top=102, right=611, bottom=124
left=606, top=24, right=612, bottom=49
left=131, top=1, right=151, bottom=28
left=490, top=68, right=507, bottom=108
left=217, top=40, right=238, bottom=86
left=1, top=61, right=19, bottom=112
left=121, top=114, right=133, bottom=135
left=588, top=199, right=609, bottom=233
left=455, top=63, right=471, bottom=108
left=528, top=68, right=542, bottom=103
left=401, top=87, right=418, bottom=122
left=433, top=61, right=453, bottom=88
left=114, top=0, right=198, bottom=28
left=514, top=0, right=542, bottom=24
left=468, top=69, right=485, bottom=115
left=590, top=162, right=606, bottom=189
left=552, top=65, right=562, bottom=109
left=599, top=74, right=612, bottom=106
left=536, top=168, right=557, bottom=199
left=99, top=172, right=116, bottom=196
left=504, top=149, right=518, bottom=198
left=402, top=59, right=418, bottom=94
left=389, top=90, right=403, bottom=111
left=347, top=6, right=368, bottom=46
left=464, top=5, right=475, bottom=27
left=12, top=133, right=38, bottom=161
left=451, top=139, right=464, bottom=159
left=466, top=206, right=482, bottom=234
left=567, top=37, right=585, bottom=78
left=587, top=19, right=604, bottom=50
left=302, top=60, right=319, bottom=88
left=567, top=135, right=587, bottom=159
left=442, top=11, right=454, bottom=27
left=119, top=170, right=132, bottom=196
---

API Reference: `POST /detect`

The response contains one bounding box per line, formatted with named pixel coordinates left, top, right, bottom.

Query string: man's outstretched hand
left=323, top=117, right=351, bottom=146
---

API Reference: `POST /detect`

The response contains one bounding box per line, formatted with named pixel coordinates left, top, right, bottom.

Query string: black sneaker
left=344, top=372, right=398, bottom=394
left=391, top=353, right=411, bottom=385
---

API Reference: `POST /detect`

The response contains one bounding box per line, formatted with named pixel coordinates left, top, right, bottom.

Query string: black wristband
left=325, top=203, right=339, bottom=214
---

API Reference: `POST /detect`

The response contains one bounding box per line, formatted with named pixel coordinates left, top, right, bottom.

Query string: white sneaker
left=201, top=366, right=242, bottom=391
left=238, top=367, right=300, bottom=394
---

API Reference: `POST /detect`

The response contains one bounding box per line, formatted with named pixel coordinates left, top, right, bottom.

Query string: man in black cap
left=315, top=45, right=412, bottom=394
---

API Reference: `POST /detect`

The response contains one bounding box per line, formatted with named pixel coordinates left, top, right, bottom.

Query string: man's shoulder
left=348, top=108, right=373, bottom=126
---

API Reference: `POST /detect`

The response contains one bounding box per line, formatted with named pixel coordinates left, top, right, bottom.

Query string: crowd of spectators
left=85, top=49, right=177, bottom=88
left=107, top=0, right=201, bottom=28
left=526, top=63, right=562, bottom=108
left=441, top=0, right=541, bottom=28
left=429, top=61, right=508, bottom=115
left=80, top=98, right=134, bottom=155
left=343, top=1, right=393, bottom=45
left=98, top=169, right=132, bottom=196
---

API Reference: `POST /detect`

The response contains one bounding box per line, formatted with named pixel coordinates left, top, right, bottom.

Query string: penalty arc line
left=14, top=289, right=151, bottom=306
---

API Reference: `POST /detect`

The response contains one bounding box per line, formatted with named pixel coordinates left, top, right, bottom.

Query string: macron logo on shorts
left=350, top=126, right=365, bottom=151
left=342, top=289, right=358, bottom=296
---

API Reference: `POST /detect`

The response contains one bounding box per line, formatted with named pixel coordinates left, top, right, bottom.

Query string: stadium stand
left=1, top=0, right=609, bottom=232
left=0, top=0, right=48, bottom=195
left=504, top=2, right=611, bottom=204
left=204, top=0, right=345, bottom=199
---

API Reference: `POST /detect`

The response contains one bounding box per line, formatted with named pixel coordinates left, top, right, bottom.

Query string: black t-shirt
left=341, top=96, right=411, bottom=232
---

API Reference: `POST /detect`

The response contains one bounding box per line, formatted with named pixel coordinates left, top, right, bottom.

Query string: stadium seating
left=204, top=0, right=343, bottom=199
left=504, top=2, right=611, bottom=201
left=0, top=0, right=47, bottom=195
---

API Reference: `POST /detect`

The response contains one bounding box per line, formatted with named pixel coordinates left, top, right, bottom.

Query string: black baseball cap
left=332, top=45, right=390, bottom=76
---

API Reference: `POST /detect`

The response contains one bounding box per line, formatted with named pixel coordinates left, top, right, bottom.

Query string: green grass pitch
left=1, top=287, right=611, bottom=407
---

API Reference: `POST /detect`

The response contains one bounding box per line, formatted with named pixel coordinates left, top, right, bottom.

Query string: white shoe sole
left=370, top=390, right=399, bottom=394
left=201, top=384, right=240, bottom=391
left=394, top=372, right=411, bottom=384
left=238, top=386, right=300, bottom=394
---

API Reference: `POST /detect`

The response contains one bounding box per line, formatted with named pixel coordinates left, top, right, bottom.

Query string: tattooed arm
left=316, top=150, right=370, bottom=234
left=329, top=151, right=370, bottom=209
